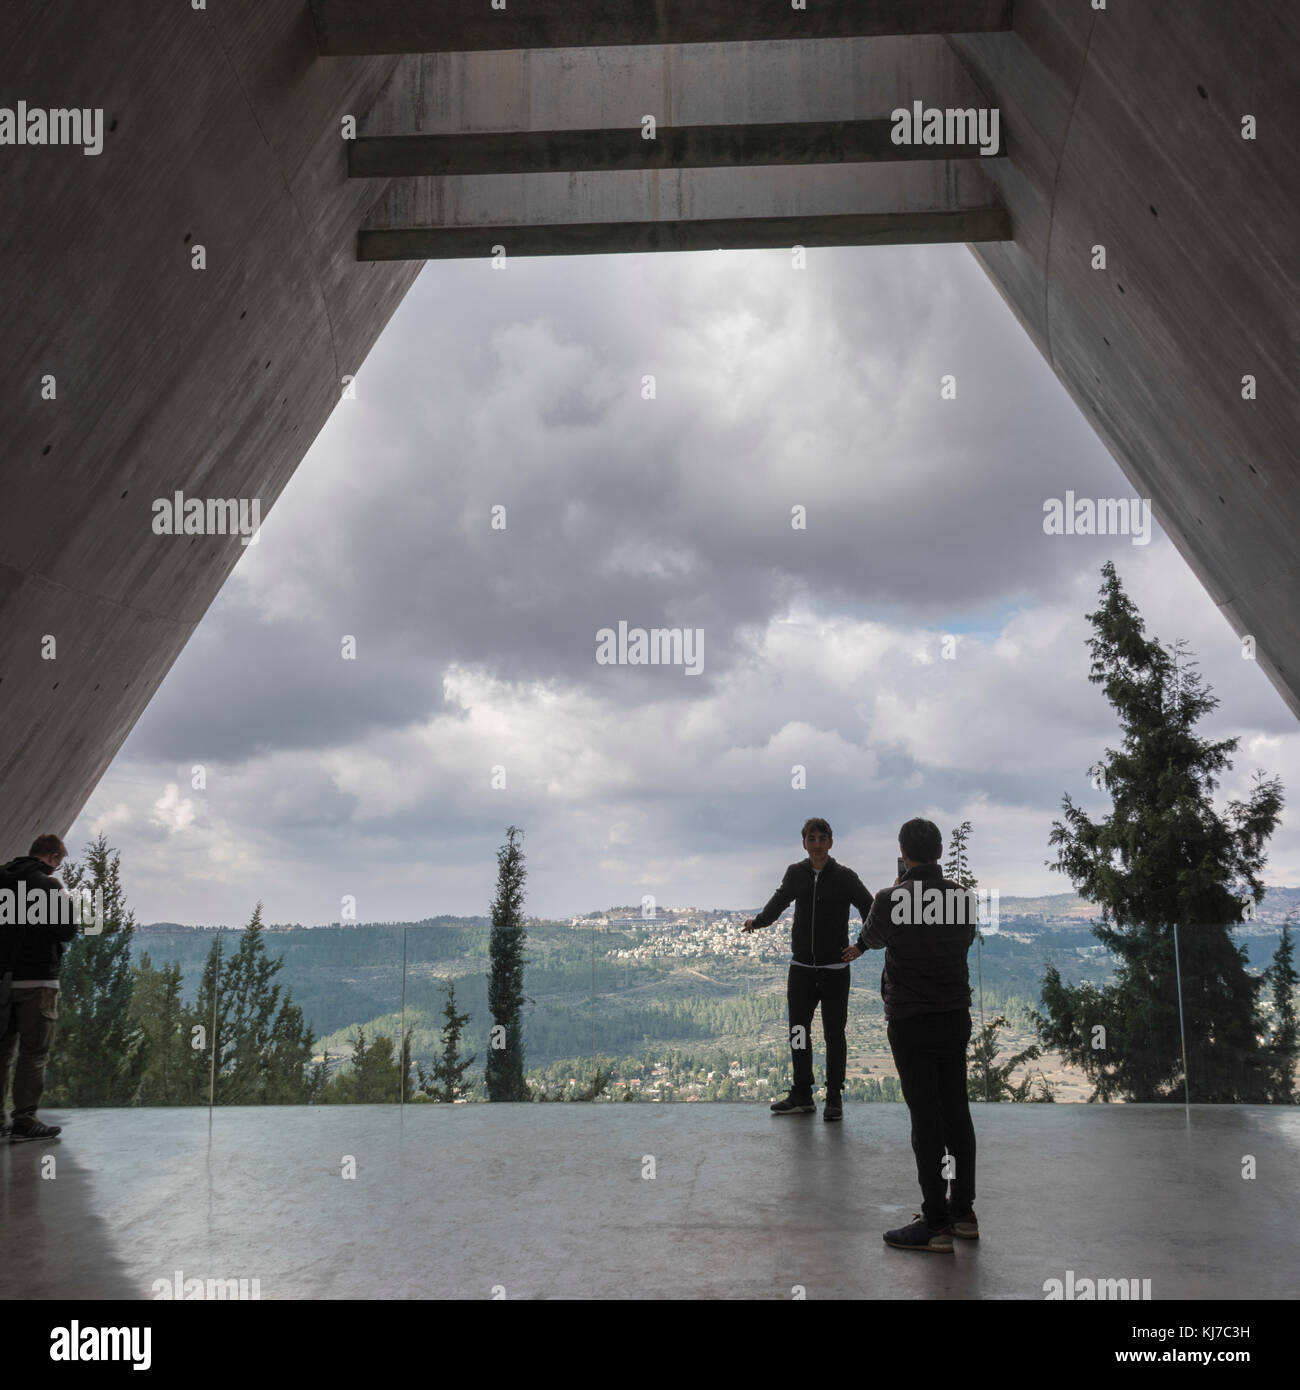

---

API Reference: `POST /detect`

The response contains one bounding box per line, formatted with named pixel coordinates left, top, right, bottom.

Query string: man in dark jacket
left=742, top=818, right=872, bottom=1121
left=844, top=817, right=978, bottom=1252
left=0, top=833, right=74, bottom=1143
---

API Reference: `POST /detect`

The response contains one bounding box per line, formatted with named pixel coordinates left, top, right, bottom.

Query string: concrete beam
left=359, top=36, right=988, bottom=138
left=350, top=120, right=1003, bottom=177
left=312, top=0, right=1014, bottom=55
left=357, top=208, right=1012, bottom=260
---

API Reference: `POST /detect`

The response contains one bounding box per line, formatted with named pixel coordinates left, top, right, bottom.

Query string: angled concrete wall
left=0, top=1, right=421, bottom=850
left=0, top=0, right=1296, bottom=857
left=949, top=0, right=1300, bottom=714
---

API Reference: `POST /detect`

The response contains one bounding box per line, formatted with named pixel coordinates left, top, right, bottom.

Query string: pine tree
left=186, top=932, right=225, bottom=1103
left=966, top=1015, right=1055, bottom=1102
left=417, top=981, right=476, bottom=1102
left=130, top=953, right=191, bottom=1104
left=1263, top=921, right=1298, bottom=1104
left=1034, top=562, right=1284, bottom=1102
left=485, top=826, right=529, bottom=1101
left=341, top=1029, right=403, bottom=1103
left=186, top=906, right=319, bottom=1104
left=263, top=994, right=321, bottom=1104
left=945, top=821, right=976, bottom=892
left=46, top=835, right=146, bottom=1106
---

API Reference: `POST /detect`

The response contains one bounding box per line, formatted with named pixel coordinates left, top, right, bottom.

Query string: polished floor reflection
left=2, top=1103, right=1295, bottom=1300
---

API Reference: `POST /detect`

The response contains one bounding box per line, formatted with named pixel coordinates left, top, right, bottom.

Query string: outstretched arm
left=742, top=869, right=796, bottom=934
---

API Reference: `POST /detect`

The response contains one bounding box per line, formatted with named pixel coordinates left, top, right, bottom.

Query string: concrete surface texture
left=309, top=0, right=1015, bottom=55
left=0, top=2, right=422, bottom=849
left=1, top=1104, right=1295, bottom=1300
left=1, top=0, right=1297, bottom=856
left=951, top=0, right=1300, bottom=717
left=356, top=34, right=1011, bottom=258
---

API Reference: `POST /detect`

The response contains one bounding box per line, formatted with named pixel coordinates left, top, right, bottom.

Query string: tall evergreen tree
left=1034, top=562, right=1284, bottom=1102
left=486, top=826, right=529, bottom=1101
left=130, top=953, right=193, bottom=1105
left=945, top=821, right=976, bottom=892
left=417, top=981, right=476, bottom=1102
left=947, top=821, right=992, bottom=1100
left=186, top=906, right=319, bottom=1104
left=324, top=1028, right=404, bottom=1103
left=967, top=1015, right=1055, bottom=1102
left=46, top=835, right=146, bottom=1106
left=1263, top=920, right=1298, bottom=1104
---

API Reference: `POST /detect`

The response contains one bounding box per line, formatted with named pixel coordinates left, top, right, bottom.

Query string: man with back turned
left=843, top=818, right=978, bottom=1252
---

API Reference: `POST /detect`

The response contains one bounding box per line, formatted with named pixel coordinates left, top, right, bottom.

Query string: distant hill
left=136, top=888, right=1300, bottom=936
left=998, top=892, right=1096, bottom=919
left=998, top=885, right=1300, bottom=924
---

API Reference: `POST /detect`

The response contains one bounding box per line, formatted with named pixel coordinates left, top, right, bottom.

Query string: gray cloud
left=79, top=245, right=1298, bottom=924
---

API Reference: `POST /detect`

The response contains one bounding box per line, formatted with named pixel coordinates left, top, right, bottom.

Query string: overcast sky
left=69, top=243, right=1300, bottom=925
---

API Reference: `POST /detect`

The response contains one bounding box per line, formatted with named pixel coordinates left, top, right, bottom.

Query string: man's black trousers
left=887, top=1008, right=976, bottom=1227
left=786, top=964, right=850, bottom=1098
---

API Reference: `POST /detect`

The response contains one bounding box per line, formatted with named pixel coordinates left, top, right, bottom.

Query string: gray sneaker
left=949, top=1207, right=979, bottom=1240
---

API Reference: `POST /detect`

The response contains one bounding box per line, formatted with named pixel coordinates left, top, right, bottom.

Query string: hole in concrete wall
left=240, top=310, right=247, bottom=320
left=120, top=489, right=128, bottom=499
left=1249, top=464, right=1257, bottom=474
left=1103, top=337, right=1110, bottom=346
left=93, top=684, right=100, bottom=692
left=42, top=444, right=51, bottom=455
left=1197, top=85, right=1209, bottom=99
left=52, top=682, right=58, bottom=690
left=265, top=360, right=271, bottom=369
left=1117, top=283, right=1125, bottom=294
left=183, top=232, right=191, bottom=244
left=1218, top=495, right=1226, bottom=504
left=108, top=119, right=118, bottom=133
left=1149, top=205, right=1158, bottom=217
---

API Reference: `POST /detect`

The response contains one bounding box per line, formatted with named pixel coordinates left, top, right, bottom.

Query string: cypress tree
left=1034, top=562, right=1284, bottom=1102
left=486, top=826, right=529, bottom=1101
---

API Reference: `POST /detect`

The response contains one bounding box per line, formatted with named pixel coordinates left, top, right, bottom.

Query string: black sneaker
left=823, top=1092, right=843, bottom=1121
left=770, top=1092, right=815, bottom=1115
left=883, top=1215, right=953, bottom=1253
left=9, top=1117, right=62, bottom=1143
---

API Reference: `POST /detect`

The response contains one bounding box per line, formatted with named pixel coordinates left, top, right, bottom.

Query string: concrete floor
left=2, top=1104, right=1295, bottom=1300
